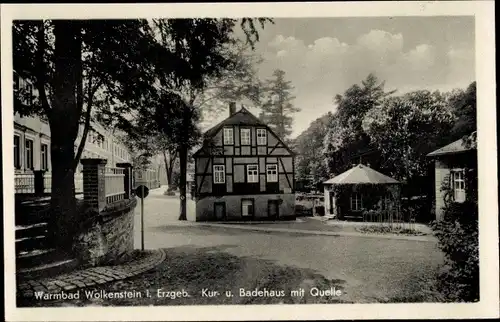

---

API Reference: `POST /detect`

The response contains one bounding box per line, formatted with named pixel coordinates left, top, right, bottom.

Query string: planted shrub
left=401, top=196, right=433, bottom=223
left=295, top=204, right=312, bottom=217
left=430, top=165, right=478, bottom=302
left=315, top=206, right=325, bottom=216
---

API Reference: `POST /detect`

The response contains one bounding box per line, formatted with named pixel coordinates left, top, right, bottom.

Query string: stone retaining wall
left=73, top=198, right=137, bottom=267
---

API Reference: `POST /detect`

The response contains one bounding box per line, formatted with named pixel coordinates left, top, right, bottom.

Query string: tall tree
left=294, top=113, right=333, bottom=189
left=194, top=41, right=264, bottom=123
left=362, top=90, right=456, bottom=182
left=323, top=73, right=395, bottom=175
left=12, top=18, right=271, bottom=243
left=13, top=20, right=158, bottom=247
left=448, top=81, right=477, bottom=140
left=259, top=69, right=300, bottom=142
left=121, top=18, right=271, bottom=221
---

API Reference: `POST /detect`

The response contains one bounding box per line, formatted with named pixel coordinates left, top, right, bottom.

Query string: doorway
left=268, top=200, right=279, bottom=220
left=214, top=202, right=226, bottom=221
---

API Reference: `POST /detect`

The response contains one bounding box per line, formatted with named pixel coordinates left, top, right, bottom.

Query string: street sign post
left=135, top=185, right=149, bottom=251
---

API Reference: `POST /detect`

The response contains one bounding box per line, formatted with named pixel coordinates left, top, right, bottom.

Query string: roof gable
left=204, top=106, right=266, bottom=137
left=195, top=106, right=295, bottom=157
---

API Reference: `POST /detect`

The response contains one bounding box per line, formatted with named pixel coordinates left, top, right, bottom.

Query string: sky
left=204, top=16, right=475, bottom=138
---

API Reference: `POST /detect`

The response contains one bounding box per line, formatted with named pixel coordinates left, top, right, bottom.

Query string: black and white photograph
left=2, top=2, right=498, bottom=321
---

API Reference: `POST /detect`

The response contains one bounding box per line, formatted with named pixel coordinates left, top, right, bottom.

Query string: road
left=128, top=187, right=445, bottom=304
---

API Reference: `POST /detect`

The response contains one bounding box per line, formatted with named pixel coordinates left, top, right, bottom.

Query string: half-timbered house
left=193, top=103, right=296, bottom=221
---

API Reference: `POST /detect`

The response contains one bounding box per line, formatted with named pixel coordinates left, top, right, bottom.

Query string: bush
left=401, top=195, right=433, bottom=223
left=314, top=206, right=325, bottom=216
left=356, top=225, right=426, bottom=236
left=430, top=201, right=479, bottom=302
left=295, top=204, right=313, bottom=217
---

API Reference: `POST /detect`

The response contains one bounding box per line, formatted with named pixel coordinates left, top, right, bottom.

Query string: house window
left=257, top=129, right=267, bottom=145
left=14, top=135, right=20, bottom=169
left=25, top=138, right=34, bottom=170
left=240, top=128, right=251, bottom=145
left=381, top=193, right=391, bottom=210
left=266, top=164, right=278, bottom=182
left=247, top=165, right=259, bottom=183
left=223, top=127, right=234, bottom=145
left=451, top=169, right=466, bottom=203
left=41, top=144, right=48, bottom=170
left=350, top=193, right=363, bottom=211
left=213, top=165, right=225, bottom=184
left=241, top=199, right=254, bottom=217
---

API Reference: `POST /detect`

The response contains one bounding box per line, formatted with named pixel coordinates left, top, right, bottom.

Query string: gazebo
left=323, top=164, right=402, bottom=222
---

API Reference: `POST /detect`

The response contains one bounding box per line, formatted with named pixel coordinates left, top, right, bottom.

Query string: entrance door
left=268, top=200, right=279, bottom=220
left=214, top=202, right=226, bottom=221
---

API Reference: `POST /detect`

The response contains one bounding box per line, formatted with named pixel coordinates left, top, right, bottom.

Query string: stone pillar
left=117, top=162, right=133, bottom=199
left=34, top=170, right=46, bottom=195
left=81, top=158, right=108, bottom=212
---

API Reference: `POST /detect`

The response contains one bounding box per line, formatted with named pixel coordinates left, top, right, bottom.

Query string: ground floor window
left=241, top=199, right=254, bottom=217
left=350, top=193, right=363, bottom=211
left=451, top=169, right=466, bottom=202
left=25, top=138, right=34, bottom=170
left=14, top=135, right=20, bottom=169
left=381, top=193, right=391, bottom=210
left=41, top=143, right=49, bottom=171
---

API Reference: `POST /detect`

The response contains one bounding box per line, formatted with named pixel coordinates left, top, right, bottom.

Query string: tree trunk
left=178, top=144, right=188, bottom=221
left=162, top=151, right=173, bottom=187
left=48, top=21, right=82, bottom=250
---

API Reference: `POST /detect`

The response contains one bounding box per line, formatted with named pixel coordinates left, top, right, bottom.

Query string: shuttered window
left=247, top=165, right=258, bottom=183
left=266, top=164, right=278, bottom=182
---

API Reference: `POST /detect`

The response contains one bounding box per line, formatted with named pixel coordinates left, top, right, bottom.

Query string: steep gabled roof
left=194, top=106, right=295, bottom=157
left=427, top=132, right=477, bottom=157
left=204, top=106, right=266, bottom=137
left=323, top=164, right=399, bottom=185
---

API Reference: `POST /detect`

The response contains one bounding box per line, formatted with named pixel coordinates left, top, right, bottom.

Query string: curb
left=17, top=249, right=167, bottom=299
left=195, top=223, right=437, bottom=242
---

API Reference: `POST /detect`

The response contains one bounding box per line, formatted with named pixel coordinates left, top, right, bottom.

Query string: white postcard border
left=2, top=1, right=498, bottom=320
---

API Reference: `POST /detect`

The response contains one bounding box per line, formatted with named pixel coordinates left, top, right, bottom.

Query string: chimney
left=229, top=102, right=236, bottom=117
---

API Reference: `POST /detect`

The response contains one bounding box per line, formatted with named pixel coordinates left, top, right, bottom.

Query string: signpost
left=135, top=185, right=149, bottom=251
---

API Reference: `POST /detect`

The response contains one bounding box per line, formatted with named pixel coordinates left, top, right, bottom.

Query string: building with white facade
left=13, top=71, right=160, bottom=192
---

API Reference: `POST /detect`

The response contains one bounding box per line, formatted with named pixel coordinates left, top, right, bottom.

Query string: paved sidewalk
left=17, top=249, right=166, bottom=299
left=195, top=222, right=437, bottom=242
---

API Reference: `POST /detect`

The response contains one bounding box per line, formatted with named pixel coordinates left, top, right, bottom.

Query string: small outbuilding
left=323, top=164, right=401, bottom=221
left=427, top=132, right=477, bottom=221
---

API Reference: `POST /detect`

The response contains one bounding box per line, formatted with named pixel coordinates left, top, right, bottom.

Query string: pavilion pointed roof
left=323, top=164, right=399, bottom=185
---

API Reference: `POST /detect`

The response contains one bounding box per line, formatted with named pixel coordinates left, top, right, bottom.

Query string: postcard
left=2, top=1, right=498, bottom=320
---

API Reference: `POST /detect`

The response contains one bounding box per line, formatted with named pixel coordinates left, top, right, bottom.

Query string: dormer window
left=257, top=129, right=267, bottom=145
left=241, top=128, right=251, bottom=145
left=223, top=127, right=233, bottom=145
